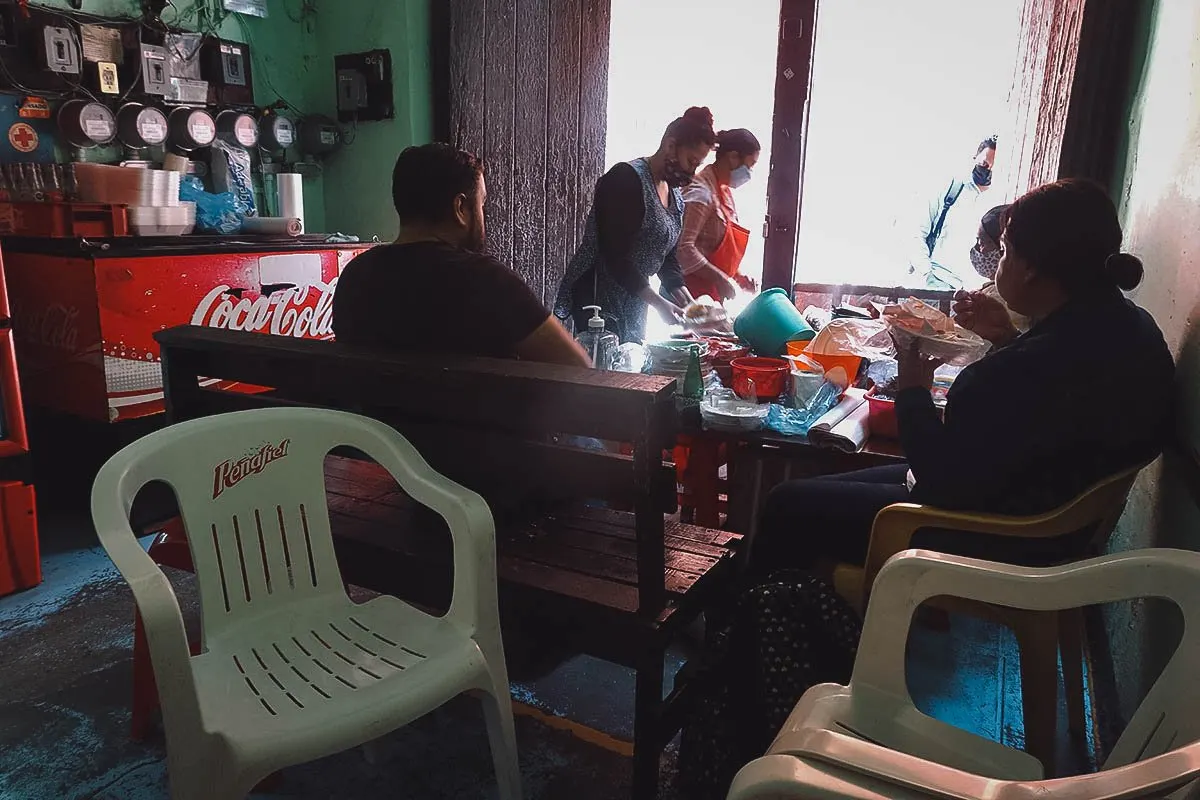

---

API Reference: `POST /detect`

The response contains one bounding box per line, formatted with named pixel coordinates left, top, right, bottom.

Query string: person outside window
left=909, top=135, right=998, bottom=291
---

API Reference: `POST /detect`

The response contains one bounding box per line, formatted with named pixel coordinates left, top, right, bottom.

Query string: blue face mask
left=730, top=165, right=753, bottom=189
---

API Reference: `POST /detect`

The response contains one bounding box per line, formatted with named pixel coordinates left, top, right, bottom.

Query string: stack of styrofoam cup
left=74, top=164, right=192, bottom=236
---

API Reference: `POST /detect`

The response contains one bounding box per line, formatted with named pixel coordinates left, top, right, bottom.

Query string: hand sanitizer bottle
left=575, top=305, right=619, bottom=370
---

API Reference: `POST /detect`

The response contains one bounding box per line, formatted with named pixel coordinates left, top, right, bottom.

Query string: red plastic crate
left=0, top=202, right=129, bottom=237
left=0, top=481, right=40, bottom=596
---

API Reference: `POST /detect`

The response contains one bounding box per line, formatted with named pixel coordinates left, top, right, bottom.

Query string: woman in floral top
left=678, top=128, right=761, bottom=303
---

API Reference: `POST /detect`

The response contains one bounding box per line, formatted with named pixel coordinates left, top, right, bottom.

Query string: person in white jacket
left=909, top=135, right=998, bottom=291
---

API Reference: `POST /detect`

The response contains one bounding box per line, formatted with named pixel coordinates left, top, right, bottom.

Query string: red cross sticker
left=8, top=123, right=38, bottom=153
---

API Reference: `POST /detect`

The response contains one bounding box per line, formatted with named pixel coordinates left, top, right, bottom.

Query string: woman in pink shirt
left=679, top=128, right=761, bottom=302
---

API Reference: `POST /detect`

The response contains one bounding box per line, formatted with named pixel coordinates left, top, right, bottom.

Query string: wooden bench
left=153, top=324, right=741, bottom=799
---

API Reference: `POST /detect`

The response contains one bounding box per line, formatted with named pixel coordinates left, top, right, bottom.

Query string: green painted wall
left=307, top=0, right=433, bottom=240
left=1109, top=0, right=1200, bottom=726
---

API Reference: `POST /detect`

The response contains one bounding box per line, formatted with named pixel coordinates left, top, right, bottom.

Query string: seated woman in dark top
left=750, top=178, right=1175, bottom=575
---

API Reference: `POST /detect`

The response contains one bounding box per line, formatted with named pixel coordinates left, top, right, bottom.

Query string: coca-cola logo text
left=13, top=303, right=79, bottom=352
left=191, top=279, right=337, bottom=339
left=213, top=439, right=291, bottom=499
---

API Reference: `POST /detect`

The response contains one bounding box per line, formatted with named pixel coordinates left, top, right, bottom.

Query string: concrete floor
left=0, top=505, right=1097, bottom=799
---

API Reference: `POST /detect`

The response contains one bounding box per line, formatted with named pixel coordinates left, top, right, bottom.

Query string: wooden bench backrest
left=154, top=325, right=682, bottom=608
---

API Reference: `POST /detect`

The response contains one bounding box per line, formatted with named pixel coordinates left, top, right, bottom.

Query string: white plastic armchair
left=91, top=408, right=521, bottom=800
left=727, top=548, right=1200, bottom=800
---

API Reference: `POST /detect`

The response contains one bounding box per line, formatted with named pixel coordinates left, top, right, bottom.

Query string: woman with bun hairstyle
left=678, top=128, right=761, bottom=302
left=554, top=107, right=716, bottom=343
left=749, top=178, right=1174, bottom=576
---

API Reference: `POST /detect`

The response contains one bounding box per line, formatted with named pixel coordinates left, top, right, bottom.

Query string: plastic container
left=785, top=339, right=810, bottom=358
left=128, top=202, right=196, bottom=236
left=0, top=480, right=39, bottom=597
left=74, top=165, right=180, bottom=207
left=807, top=352, right=863, bottom=386
left=866, top=387, right=899, bottom=439
left=730, top=356, right=790, bottom=402
left=733, top=288, right=815, bottom=356
left=575, top=305, right=619, bottom=371
left=700, top=389, right=769, bottom=432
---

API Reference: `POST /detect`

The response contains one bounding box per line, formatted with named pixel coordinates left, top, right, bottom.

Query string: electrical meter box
left=201, top=37, right=252, bottom=106
left=334, top=49, right=393, bottom=123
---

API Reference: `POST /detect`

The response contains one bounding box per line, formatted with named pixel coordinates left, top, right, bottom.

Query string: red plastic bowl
left=730, top=356, right=790, bottom=402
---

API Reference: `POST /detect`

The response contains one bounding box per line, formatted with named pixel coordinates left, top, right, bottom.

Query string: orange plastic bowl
left=806, top=352, right=864, bottom=385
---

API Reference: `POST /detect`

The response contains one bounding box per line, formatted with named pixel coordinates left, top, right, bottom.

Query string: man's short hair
left=976, top=135, right=999, bottom=156
left=391, top=143, right=483, bottom=224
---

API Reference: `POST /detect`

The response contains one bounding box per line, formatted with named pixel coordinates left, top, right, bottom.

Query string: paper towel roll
left=276, top=173, right=304, bottom=233
left=241, top=216, right=303, bottom=236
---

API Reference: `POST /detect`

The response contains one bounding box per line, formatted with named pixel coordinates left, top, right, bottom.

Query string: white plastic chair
left=92, top=408, right=521, bottom=800
left=727, top=548, right=1200, bottom=800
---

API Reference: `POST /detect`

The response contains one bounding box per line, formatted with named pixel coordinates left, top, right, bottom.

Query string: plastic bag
left=700, top=387, right=768, bottom=432
left=682, top=296, right=733, bottom=334
left=883, top=297, right=991, bottom=366
left=180, top=175, right=244, bottom=234
left=764, top=380, right=841, bottom=436
left=784, top=353, right=827, bottom=409
left=806, top=318, right=894, bottom=361
left=614, top=342, right=646, bottom=373
left=210, top=139, right=256, bottom=217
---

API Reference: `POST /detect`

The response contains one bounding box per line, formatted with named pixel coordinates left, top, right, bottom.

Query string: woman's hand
left=953, top=290, right=1018, bottom=347
left=734, top=273, right=759, bottom=293
left=716, top=273, right=740, bottom=301
left=894, top=337, right=944, bottom=393
left=653, top=295, right=685, bottom=324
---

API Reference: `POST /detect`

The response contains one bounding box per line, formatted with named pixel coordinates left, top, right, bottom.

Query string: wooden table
left=678, top=419, right=905, bottom=532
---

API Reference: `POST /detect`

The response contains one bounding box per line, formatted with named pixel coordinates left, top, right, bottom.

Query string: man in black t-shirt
left=333, top=143, right=590, bottom=366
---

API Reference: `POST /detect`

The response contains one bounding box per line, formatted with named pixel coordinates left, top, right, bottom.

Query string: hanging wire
left=233, top=11, right=307, bottom=116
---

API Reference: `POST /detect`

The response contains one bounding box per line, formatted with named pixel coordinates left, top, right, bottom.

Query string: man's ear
left=452, top=193, right=469, bottom=227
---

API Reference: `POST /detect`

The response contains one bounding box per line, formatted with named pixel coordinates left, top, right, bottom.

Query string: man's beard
left=464, top=222, right=485, bottom=254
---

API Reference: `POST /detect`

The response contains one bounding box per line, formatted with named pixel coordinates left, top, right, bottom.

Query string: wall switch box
left=140, top=44, right=169, bottom=96
left=201, top=37, right=252, bottom=105
left=333, top=49, right=393, bottom=123
left=40, top=26, right=80, bottom=75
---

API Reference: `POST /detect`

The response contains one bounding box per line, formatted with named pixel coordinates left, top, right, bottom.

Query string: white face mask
left=730, top=165, right=753, bottom=189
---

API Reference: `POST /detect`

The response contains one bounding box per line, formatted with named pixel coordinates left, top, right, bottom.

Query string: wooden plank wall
left=999, top=0, right=1087, bottom=200
left=762, top=0, right=819, bottom=292
left=448, top=0, right=612, bottom=305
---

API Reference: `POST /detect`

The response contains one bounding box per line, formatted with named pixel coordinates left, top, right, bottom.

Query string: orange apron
left=685, top=186, right=750, bottom=301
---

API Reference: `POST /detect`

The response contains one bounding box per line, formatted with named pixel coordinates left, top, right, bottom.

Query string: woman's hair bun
left=683, top=106, right=714, bottom=129
left=1105, top=252, right=1144, bottom=291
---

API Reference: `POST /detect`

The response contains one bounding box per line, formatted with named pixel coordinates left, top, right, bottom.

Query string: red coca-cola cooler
left=0, top=245, right=40, bottom=598
left=3, top=236, right=370, bottom=422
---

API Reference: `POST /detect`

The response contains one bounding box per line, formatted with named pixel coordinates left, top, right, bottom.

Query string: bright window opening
left=605, top=0, right=780, bottom=288
left=795, top=0, right=1022, bottom=289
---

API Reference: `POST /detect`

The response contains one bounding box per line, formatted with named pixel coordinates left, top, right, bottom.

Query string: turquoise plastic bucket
left=733, top=288, right=815, bottom=355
